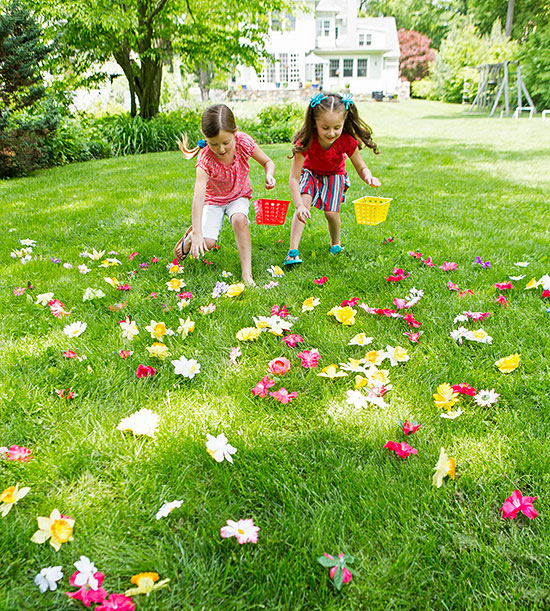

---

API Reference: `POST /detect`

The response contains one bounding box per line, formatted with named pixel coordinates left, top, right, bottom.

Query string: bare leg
left=325, top=210, right=341, bottom=247
left=231, top=213, right=254, bottom=285
left=288, top=194, right=313, bottom=253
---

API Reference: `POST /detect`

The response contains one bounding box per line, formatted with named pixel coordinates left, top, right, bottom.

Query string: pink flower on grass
left=318, top=553, right=354, bottom=590
left=251, top=375, right=276, bottom=398
left=542, top=289, right=550, bottom=299
left=270, top=388, right=298, bottom=404
left=447, top=281, right=459, bottom=291
left=57, top=388, right=74, bottom=399
left=495, top=295, right=509, bottom=307
left=501, top=490, right=538, bottom=520
left=314, top=276, right=328, bottom=285
left=119, top=350, right=131, bottom=359
left=452, top=383, right=476, bottom=396
left=421, top=257, right=435, bottom=267
left=220, top=519, right=259, bottom=544
left=297, top=349, right=320, bottom=368
left=63, top=350, right=77, bottom=359
left=2, top=445, right=32, bottom=461
left=402, top=421, right=421, bottom=436
left=67, top=571, right=107, bottom=607
left=494, top=282, right=513, bottom=290
left=408, top=251, right=423, bottom=259
left=403, top=331, right=421, bottom=343
left=136, top=365, right=156, bottom=378
left=95, top=593, right=135, bottom=611
left=271, top=304, right=290, bottom=318
left=13, top=287, right=26, bottom=296
left=267, top=357, right=291, bottom=376
left=385, top=268, right=410, bottom=282
left=404, top=313, right=421, bottom=328
left=440, top=262, right=458, bottom=271
left=393, top=298, right=408, bottom=309
left=341, top=297, right=360, bottom=307
left=384, top=441, right=418, bottom=458
left=48, top=299, right=70, bottom=318
left=282, top=334, right=304, bottom=348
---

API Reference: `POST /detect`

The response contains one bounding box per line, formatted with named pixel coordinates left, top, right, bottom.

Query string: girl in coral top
left=284, top=93, right=380, bottom=265
left=175, top=104, right=275, bottom=285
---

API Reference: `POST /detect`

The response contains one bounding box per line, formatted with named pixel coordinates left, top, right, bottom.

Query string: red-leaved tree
left=398, top=29, right=436, bottom=82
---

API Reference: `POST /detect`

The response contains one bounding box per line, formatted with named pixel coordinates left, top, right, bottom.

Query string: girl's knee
left=205, top=238, right=217, bottom=249
left=231, top=213, right=249, bottom=231
left=324, top=210, right=340, bottom=220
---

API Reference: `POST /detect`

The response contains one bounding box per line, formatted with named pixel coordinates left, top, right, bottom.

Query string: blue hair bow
left=197, top=139, right=207, bottom=148
left=342, top=93, right=354, bottom=110
left=310, top=93, right=328, bottom=108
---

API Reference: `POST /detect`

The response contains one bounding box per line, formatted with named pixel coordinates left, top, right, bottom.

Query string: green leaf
left=333, top=567, right=344, bottom=591
left=317, top=555, right=338, bottom=568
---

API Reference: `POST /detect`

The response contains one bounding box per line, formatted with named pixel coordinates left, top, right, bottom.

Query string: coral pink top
left=302, top=132, right=358, bottom=176
left=196, top=132, right=257, bottom=206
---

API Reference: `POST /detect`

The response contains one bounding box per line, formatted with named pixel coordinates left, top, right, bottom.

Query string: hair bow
left=310, top=93, right=328, bottom=108
left=341, top=93, right=354, bottom=110
left=197, top=139, right=207, bottom=148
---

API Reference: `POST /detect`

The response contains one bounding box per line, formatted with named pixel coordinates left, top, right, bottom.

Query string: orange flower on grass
left=125, top=572, right=170, bottom=596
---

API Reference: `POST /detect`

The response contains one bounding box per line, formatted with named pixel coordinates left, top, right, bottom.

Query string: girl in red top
left=175, top=104, right=275, bottom=285
left=284, top=93, right=380, bottom=265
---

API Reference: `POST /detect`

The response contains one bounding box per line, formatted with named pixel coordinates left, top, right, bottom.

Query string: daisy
left=220, top=518, right=259, bottom=544
left=171, top=356, right=200, bottom=378
left=474, top=389, right=500, bottom=407
left=206, top=433, right=237, bottom=463
left=156, top=500, right=183, bottom=520
left=63, top=322, right=87, bottom=337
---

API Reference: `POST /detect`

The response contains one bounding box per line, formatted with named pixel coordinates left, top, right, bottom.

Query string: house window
left=329, top=59, right=340, bottom=78
left=317, top=19, right=330, bottom=36
left=290, top=53, right=300, bottom=82
left=259, top=61, right=276, bottom=83
left=357, top=59, right=368, bottom=77
left=315, top=64, right=324, bottom=83
left=343, top=59, right=353, bottom=78
left=286, top=13, right=296, bottom=31
left=271, top=12, right=281, bottom=30
left=278, top=53, right=288, bottom=83
left=358, top=33, right=372, bottom=46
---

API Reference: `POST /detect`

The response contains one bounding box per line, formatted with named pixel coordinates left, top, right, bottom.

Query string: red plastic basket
left=254, top=198, right=290, bottom=225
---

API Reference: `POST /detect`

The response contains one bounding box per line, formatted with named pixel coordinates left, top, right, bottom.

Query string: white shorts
left=202, top=197, right=250, bottom=241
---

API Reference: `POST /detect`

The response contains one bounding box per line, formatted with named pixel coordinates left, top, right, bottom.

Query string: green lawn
left=1, top=99, right=550, bottom=611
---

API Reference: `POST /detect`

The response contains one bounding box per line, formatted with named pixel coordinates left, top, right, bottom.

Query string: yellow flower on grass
left=104, top=277, right=119, bottom=287
left=145, top=320, right=167, bottom=339
left=369, top=368, right=391, bottom=385
left=169, top=263, right=181, bottom=275
left=166, top=278, right=185, bottom=291
left=433, top=447, right=456, bottom=488
left=327, top=306, right=357, bottom=326
left=495, top=353, right=521, bottom=373
left=317, top=364, right=348, bottom=378
left=433, top=383, right=459, bottom=411
left=177, top=317, right=195, bottom=338
left=31, top=509, right=74, bottom=551
left=0, top=483, right=30, bottom=517
left=348, top=333, right=374, bottom=346
left=226, top=283, right=245, bottom=298
left=365, top=350, right=384, bottom=365
left=125, top=572, right=170, bottom=597
left=355, top=375, right=369, bottom=389
left=236, top=327, right=262, bottom=341
left=146, top=342, right=170, bottom=359
left=302, top=297, right=320, bottom=312
left=524, top=277, right=538, bottom=289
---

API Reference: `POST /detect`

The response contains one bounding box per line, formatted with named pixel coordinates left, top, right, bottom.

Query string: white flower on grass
left=348, top=333, right=374, bottom=346
left=78, top=264, right=91, bottom=274
left=339, top=358, right=368, bottom=373
left=221, top=270, right=233, bottom=278
left=440, top=408, right=464, bottom=420
left=100, top=258, right=121, bottom=267
left=119, top=317, right=139, bottom=340
left=514, top=261, right=529, bottom=267
left=253, top=315, right=292, bottom=336
left=267, top=265, right=285, bottom=277
left=450, top=326, right=469, bottom=344
left=508, top=275, right=525, bottom=281
left=88, top=248, right=105, bottom=260
left=171, top=356, right=200, bottom=378
left=36, top=292, right=54, bottom=306
left=539, top=274, right=550, bottom=290
left=177, top=317, right=195, bottom=339
left=382, top=345, right=410, bottom=366
left=118, top=408, right=159, bottom=437
left=63, top=321, right=87, bottom=337
left=206, top=433, right=237, bottom=463
left=364, top=386, right=389, bottom=409
left=20, top=239, right=36, bottom=247
left=73, top=556, right=99, bottom=590
left=345, top=389, right=369, bottom=410
left=474, top=389, right=500, bottom=407
left=83, top=288, right=105, bottom=301
left=34, top=566, right=63, bottom=592
left=156, top=499, right=183, bottom=520
left=453, top=314, right=468, bottom=324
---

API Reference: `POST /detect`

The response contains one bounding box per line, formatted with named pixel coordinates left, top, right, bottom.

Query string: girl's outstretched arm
left=289, top=153, right=310, bottom=222
left=190, top=167, right=210, bottom=258
left=251, top=146, right=276, bottom=190
left=349, top=148, right=381, bottom=187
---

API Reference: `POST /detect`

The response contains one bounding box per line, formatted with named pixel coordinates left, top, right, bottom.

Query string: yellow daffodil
left=31, top=509, right=74, bottom=551
left=348, top=333, right=374, bottom=346
left=125, top=572, right=170, bottom=597
left=369, top=368, right=391, bottom=385
left=0, top=484, right=30, bottom=517
left=355, top=375, right=369, bottom=389
left=146, top=342, right=170, bottom=359
left=328, top=306, right=357, bottom=326
left=145, top=320, right=167, bottom=339
left=495, top=353, right=521, bottom=373
left=169, top=263, right=182, bottom=275
left=317, top=364, right=348, bottom=378
left=302, top=297, right=320, bottom=312
left=177, top=317, right=195, bottom=338
left=226, top=283, right=245, bottom=298
left=524, top=277, right=538, bottom=289
left=166, top=278, right=185, bottom=291
left=339, top=357, right=367, bottom=372
left=433, top=383, right=459, bottom=410
left=471, top=329, right=491, bottom=342
left=236, top=327, right=262, bottom=341
left=104, top=277, right=119, bottom=287
left=365, top=350, right=384, bottom=365
left=433, top=447, right=456, bottom=488
left=89, top=248, right=105, bottom=260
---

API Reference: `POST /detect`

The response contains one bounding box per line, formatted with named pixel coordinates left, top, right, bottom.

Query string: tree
left=397, top=29, right=435, bottom=81
left=463, top=0, right=549, bottom=39
left=30, top=0, right=290, bottom=119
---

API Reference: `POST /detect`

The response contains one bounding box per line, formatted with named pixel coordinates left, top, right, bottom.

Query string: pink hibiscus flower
left=48, top=299, right=70, bottom=318
left=296, top=349, right=320, bottom=368
left=66, top=572, right=107, bottom=607
left=2, top=445, right=32, bottom=461
left=314, top=276, right=328, bottom=285
left=495, top=295, right=509, bottom=307
left=542, top=289, right=550, bottom=298
left=341, top=297, right=360, bottom=307
left=270, top=388, right=298, bottom=404
left=421, top=257, right=435, bottom=267
left=385, top=268, right=410, bottom=282
left=440, top=262, right=458, bottom=271
left=251, top=375, right=276, bottom=398
left=384, top=441, right=418, bottom=458
left=494, top=282, right=513, bottom=290
left=402, top=421, right=421, bottom=436
left=95, top=593, right=135, bottom=611
left=452, top=383, right=476, bottom=396
left=403, top=331, right=421, bottom=343
left=119, top=350, right=131, bottom=359
left=447, top=281, right=459, bottom=291
left=408, top=251, right=423, bottom=259
left=282, top=334, right=304, bottom=348
left=136, top=364, right=157, bottom=378
left=271, top=304, right=290, bottom=318
left=267, top=357, right=291, bottom=376
left=404, top=313, right=421, bottom=328
left=393, top=298, right=408, bottom=309
left=501, top=489, right=538, bottom=520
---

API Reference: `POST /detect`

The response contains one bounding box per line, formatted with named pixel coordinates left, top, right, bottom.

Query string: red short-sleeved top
left=301, top=132, right=358, bottom=176
left=196, top=132, right=257, bottom=206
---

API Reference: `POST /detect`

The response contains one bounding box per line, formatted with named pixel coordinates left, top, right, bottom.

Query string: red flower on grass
left=270, top=388, right=298, bottom=404
left=271, top=304, right=290, bottom=318
left=494, top=282, right=513, bottom=291
left=341, top=297, right=360, bottom=307
left=57, top=388, right=74, bottom=399
left=297, top=349, right=320, bottom=368
left=402, top=421, right=421, bottom=436
left=385, top=268, right=410, bottom=282
left=452, top=383, right=476, bottom=396
left=384, top=441, right=418, bottom=458
left=2, top=445, right=32, bottom=461
left=314, top=276, right=328, bottom=285
left=404, top=313, right=421, bottom=328
left=136, top=365, right=156, bottom=378
left=501, top=490, right=538, bottom=520
left=95, top=593, right=135, bottom=611
left=403, top=331, right=421, bottom=343
left=251, top=375, right=276, bottom=398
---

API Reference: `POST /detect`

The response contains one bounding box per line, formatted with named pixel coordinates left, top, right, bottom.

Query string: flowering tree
left=397, top=29, right=435, bottom=82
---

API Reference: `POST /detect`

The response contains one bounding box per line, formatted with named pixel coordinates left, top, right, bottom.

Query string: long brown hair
left=178, top=104, right=238, bottom=159
left=291, top=93, right=379, bottom=157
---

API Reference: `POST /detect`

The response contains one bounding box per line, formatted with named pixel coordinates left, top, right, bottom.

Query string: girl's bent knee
left=231, top=214, right=249, bottom=230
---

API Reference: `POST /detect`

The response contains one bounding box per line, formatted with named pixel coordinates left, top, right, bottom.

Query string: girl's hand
left=190, top=233, right=209, bottom=258
left=364, top=175, right=381, bottom=187
left=265, top=174, right=276, bottom=190
left=296, top=206, right=311, bottom=223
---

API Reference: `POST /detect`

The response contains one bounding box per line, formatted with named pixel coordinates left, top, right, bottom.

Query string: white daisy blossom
left=117, top=408, right=159, bottom=437
left=63, top=321, right=87, bottom=337
left=73, top=556, right=99, bottom=590
left=206, top=433, right=237, bottom=463
left=346, top=389, right=369, bottom=409
left=36, top=292, right=54, bottom=306
left=35, top=566, right=63, bottom=592
left=440, top=408, right=464, bottom=419
left=171, top=356, right=201, bottom=378
left=453, top=314, right=468, bottom=324
left=156, top=499, right=184, bottom=520
left=20, top=239, right=36, bottom=247
left=514, top=261, right=529, bottom=267
left=450, top=327, right=469, bottom=344
left=78, top=264, right=91, bottom=274
left=474, top=389, right=500, bottom=407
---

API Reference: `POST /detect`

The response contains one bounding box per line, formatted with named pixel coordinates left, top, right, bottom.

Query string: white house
left=235, top=0, right=400, bottom=95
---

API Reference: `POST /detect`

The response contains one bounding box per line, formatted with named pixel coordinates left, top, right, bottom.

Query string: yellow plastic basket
left=352, top=196, right=392, bottom=226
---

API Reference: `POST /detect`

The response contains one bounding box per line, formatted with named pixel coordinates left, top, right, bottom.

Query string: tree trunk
left=135, top=56, right=163, bottom=119
left=113, top=40, right=138, bottom=117
left=505, top=0, right=515, bottom=37
left=196, top=64, right=214, bottom=102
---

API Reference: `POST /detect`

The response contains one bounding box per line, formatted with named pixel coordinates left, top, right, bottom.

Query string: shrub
left=519, top=26, right=550, bottom=111
left=411, top=78, right=438, bottom=100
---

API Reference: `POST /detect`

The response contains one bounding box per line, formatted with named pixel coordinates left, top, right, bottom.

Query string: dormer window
left=317, top=19, right=331, bottom=36
left=358, top=33, right=372, bottom=46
